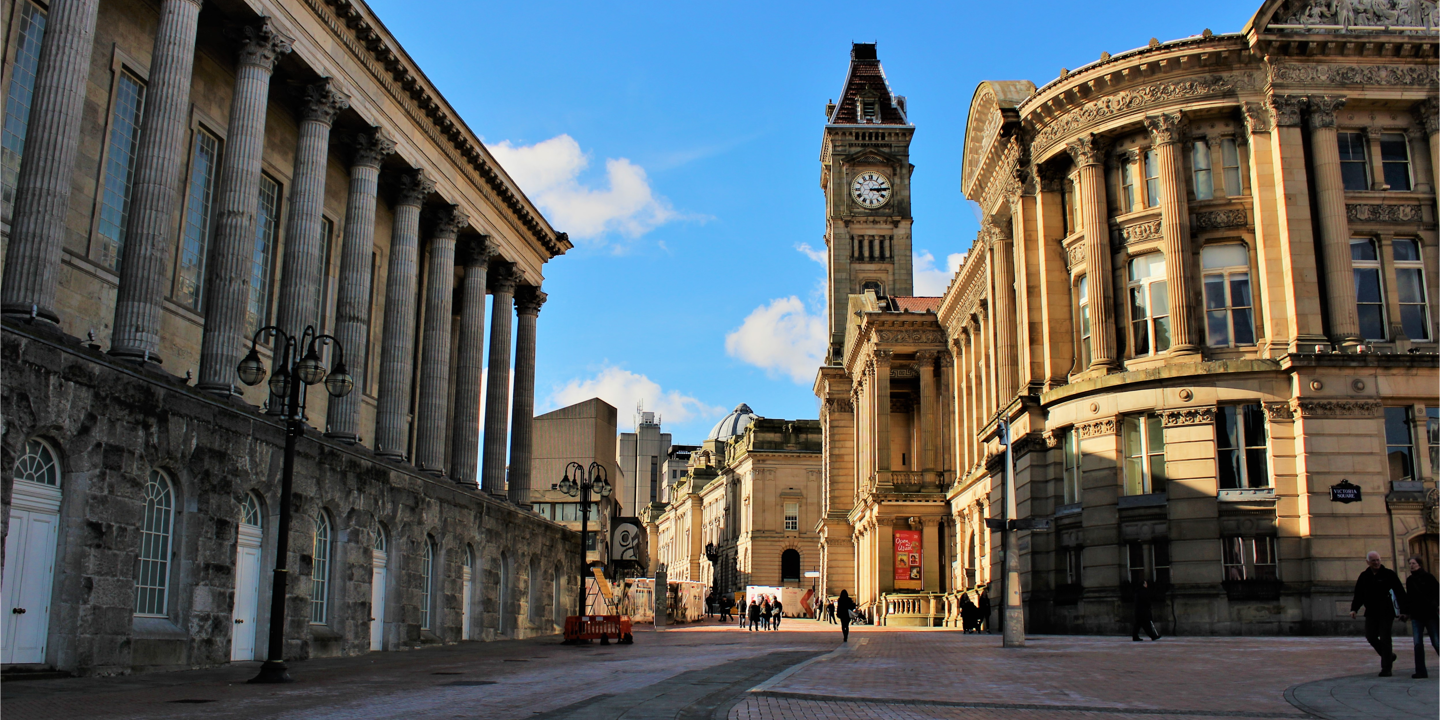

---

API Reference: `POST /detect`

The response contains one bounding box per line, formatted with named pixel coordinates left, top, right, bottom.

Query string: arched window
left=420, top=536, right=436, bottom=630
left=780, top=549, right=801, bottom=582
left=135, top=470, right=174, bottom=617
left=15, top=439, right=59, bottom=486
left=1202, top=244, right=1255, bottom=348
left=1127, top=253, right=1169, bottom=356
left=310, top=512, right=332, bottom=624
left=240, top=493, right=262, bottom=529
left=375, top=525, right=387, bottom=554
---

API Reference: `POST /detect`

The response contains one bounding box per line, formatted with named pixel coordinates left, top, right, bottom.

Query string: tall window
left=420, top=538, right=435, bottom=629
left=1380, top=133, right=1412, bottom=191
left=135, top=471, right=174, bottom=616
left=1393, top=239, right=1430, bottom=341
left=1, top=1, right=46, bottom=221
left=1220, top=138, right=1242, bottom=197
left=1128, top=540, right=1170, bottom=587
left=1192, top=140, right=1214, bottom=200
left=1062, top=428, right=1082, bottom=505
left=1064, top=547, right=1083, bottom=585
left=1222, top=537, right=1277, bottom=581
left=247, top=176, right=281, bottom=336
left=96, top=72, right=147, bottom=271
left=173, top=130, right=219, bottom=310
left=1202, top=244, right=1255, bottom=347
left=1076, top=276, right=1092, bottom=369
left=1428, top=408, right=1439, bottom=480
left=1217, top=404, right=1269, bottom=489
left=1128, top=253, right=1170, bottom=356
left=1338, top=132, right=1369, bottom=191
left=1143, top=149, right=1160, bottom=208
left=784, top=502, right=799, bottom=531
left=1385, top=407, right=1416, bottom=483
left=1123, top=413, right=1166, bottom=496
left=1063, top=178, right=1077, bottom=234
left=781, top=549, right=801, bottom=582
left=15, top=438, right=59, bottom=486
left=241, top=493, right=262, bottom=528
left=1351, top=239, right=1386, bottom=341
left=310, top=512, right=331, bottom=624
left=1120, top=158, right=1137, bottom=212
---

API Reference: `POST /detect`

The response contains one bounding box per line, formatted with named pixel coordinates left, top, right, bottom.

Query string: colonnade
left=0, top=1, right=546, bottom=502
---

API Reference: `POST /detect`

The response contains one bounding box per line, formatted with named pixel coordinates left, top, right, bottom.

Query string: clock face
left=851, top=171, right=892, bottom=208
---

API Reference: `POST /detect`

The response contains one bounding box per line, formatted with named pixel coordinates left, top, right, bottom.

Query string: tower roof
left=827, top=43, right=910, bottom=126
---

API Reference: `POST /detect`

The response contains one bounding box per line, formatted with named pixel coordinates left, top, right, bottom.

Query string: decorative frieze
left=1347, top=204, right=1424, bottom=224
left=1263, top=402, right=1294, bottom=422
left=1292, top=399, right=1382, bottom=418
left=877, top=330, right=947, bottom=344
left=1065, top=242, right=1086, bottom=272
left=1077, top=418, right=1118, bottom=437
left=1115, top=219, right=1162, bottom=245
left=1036, top=74, right=1255, bottom=151
left=1271, top=63, right=1439, bottom=87
left=1276, top=0, right=1440, bottom=32
left=890, top=365, right=919, bottom=379
left=1160, top=407, right=1216, bottom=427
left=1194, top=209, right=1249, bottom=231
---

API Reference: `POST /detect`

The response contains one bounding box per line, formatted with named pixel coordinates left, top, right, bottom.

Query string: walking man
left=826, top=600, right=836, bottom=624
left=1351, top=550, right=1409, bottom=677
left=960, top=593, right=976, bottom=633
left=1132, top=579, right=1161, bottom=641
left=976, top=589, right=991, bottom=633
left=774, top=598, right=784, bottom=630
left=837, top=589, right=856, bottom=642
left=748, top=599, right=761, bottom=632
left=1405, top=556, right=1438, bottom=679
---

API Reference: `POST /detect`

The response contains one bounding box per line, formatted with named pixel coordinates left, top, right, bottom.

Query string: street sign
left=1330, top=480, right=1361, bottom=503
left=1010, top=518, right=1051, bottom=531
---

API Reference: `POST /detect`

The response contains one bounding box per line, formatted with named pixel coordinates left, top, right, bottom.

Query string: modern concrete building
left=661, top=444, right=699, bottom=504
left=0, top=0, right=578, bottom=675
left=816, top=2, right=1439, bottom=635
left=618, top=410, right=671, bottom=515
left=529, top=398, right=623, bottom=567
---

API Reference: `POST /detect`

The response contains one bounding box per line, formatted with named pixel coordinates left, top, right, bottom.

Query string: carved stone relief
left=1077, top=418, right=1118, bottom=437
left=1274, top=0, right=1440, bottom=33
left=1347, top=204, right=1424, bottom=223
left=877, top=330, right=947, bottom=344
left=1271, top=63, right=1438, bottom=87
left=1292, top=399, right=1383, bottom=418
left=1035, top=74, right=1257, bottom=151
left=1160, top=407, right=1217, bottom=427
left=1115, top=219, right=1163, bottom=245
left=1194, top=209, right=1249, bottom=231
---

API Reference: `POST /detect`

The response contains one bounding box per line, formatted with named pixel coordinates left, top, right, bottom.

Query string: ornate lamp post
left=237, top=325, right=353, bottom=684
left=559, top=461, right=611, bottom=615
left=704, top=541, right=720, bottom=608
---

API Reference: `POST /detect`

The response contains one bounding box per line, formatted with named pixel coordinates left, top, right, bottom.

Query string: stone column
left=109, top=0, right=204, bottom=362
left=1, top=0, right=103, bottom=324
left=481, top=264, right=521, bottom=496
left=196, top=22, right=292, bottom=395
left=413, top=206, right=467, bottom=474
left=1307, top=96, right=1361, bottom=348
left=874, top=349, right=892, bottom=490
left=374, top=171, right=432, bottom=459
left=1257, top=96, right=1327, bottom=351
left=1144, top=111, right=1200, bottom=356
left=989, top=225, right=1019, bottom=399
left=1066, top=135, right=1117, bottom=370
left=507, top=285, right=546, bottom=507
left=323, top=129, right=394, bottom=442
left=917, top=350, right=937, bottom=489
left=448, top=237, right=493, bottom=487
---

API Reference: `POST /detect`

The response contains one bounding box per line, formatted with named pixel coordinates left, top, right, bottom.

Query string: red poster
left=894, top=530, right=922, bottom=590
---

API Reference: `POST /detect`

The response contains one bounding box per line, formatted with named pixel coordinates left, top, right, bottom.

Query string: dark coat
left=1351, top=565, right=1408, bottom=618
left=837, top=594, right=856, bottom=618
left=1134, top=587, right=1154, bottom=621
left=976, top=593, right=991, bottom=618
left=1406, top=569, right=1439, bottom=619
left=748, top=602, right=760, bottom=620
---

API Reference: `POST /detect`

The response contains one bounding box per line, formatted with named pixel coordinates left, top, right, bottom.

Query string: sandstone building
left=816, top=0, right=1439, bottom=635
left=0, top=0, right=580, bottom=675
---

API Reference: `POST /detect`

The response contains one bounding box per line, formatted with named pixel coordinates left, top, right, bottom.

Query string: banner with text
left=894, top=529, right=922, bottom=590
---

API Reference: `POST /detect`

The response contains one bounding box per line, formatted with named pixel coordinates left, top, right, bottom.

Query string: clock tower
left=821, top=43, right=915, bottom=361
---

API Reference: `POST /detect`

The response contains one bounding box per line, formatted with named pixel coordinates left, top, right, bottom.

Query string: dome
left=707, top=403, right=758, bottom=441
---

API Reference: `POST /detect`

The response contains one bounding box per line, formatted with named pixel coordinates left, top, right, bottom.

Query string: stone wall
left=1, top=322, right=578, bottom=676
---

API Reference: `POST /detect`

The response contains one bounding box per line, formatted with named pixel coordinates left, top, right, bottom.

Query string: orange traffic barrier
left=563, top=615, right=634, bottom=644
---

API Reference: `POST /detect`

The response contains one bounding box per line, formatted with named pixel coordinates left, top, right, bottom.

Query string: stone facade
left=0, top=0, right=577, bottom=675
left=816, top=3, right=1440, bottom=636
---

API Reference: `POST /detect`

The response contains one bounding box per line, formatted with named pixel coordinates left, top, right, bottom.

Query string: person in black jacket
left=976, top=589, right=991, bottom=633
left=837, top=590, right=856, bottom=642
left=1405, top=556, right=1439, bottom=679
left=959, top=593, right=977, bottom=633
left=1350, top=550, right=1409, bottom=676
left=1132, top=579, right=1161, bottom=641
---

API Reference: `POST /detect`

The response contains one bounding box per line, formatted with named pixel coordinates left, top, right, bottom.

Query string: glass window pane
left=1383, top=161, right=1412, bottom=192
left=1, top=3, right=46, bottom=221
left=1153, top=316, right=1171, bottom=352
left=1396, top=268, right=1425, bottom=304
left=1245, top=448, right=1270, bottom=488
left=1401, top=305, right=1429, bottom=341
left=1341, top=162, right=1368, bottom=191
left=1385, top=407, right=1412, bottom=446
left=1353, top=268, right=1382, bottom=303
left=1208, top=310, right=1230, bottom=346
left=1380, top=135, right=1409, bottom=162
left=1393, top=239, right=1420, bottom=262
left=1203, top=244, right=1248, bottom=270
left=1357, top=305, right=1386, bottom=341
left=1242, top=404, right=1268, bottom=448
left=1232, top=308, right=1255, bottom=345
left=1338, top=133, right=1366, bottom=162
left=1222, top=138, right=1239, bottom=167
left=1229, top=274, right=1252, bottom=308
left=1147, top=415, right=1165, bottom=452
left=97, top=74, right=147, bottom=271
left=1350, top=240, right=1378, bottom=262
left=1130, top=286, right=1148, bottom=320
left=1217, top=406, right=1239, bottom=450
left=1204, top=275, right=1228, bottom=310
left=1428, top=408, right=1438, bottom=479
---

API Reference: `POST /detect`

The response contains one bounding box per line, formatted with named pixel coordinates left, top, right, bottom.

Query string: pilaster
left=1144, top=111, right=1200, bottom=357
left=1066, top=135, right=1117, bottom=370
left=1307, top=95, right=1361, bottom=348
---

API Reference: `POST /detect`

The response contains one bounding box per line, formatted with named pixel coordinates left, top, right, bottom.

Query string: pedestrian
left=976, top=589, right=991, bottom=633
left=1350, top=550, right=1409, bottom=677
left=837, top=589, right=856, bottom=642
left=1405, top=556, right=1438, bottom=679
left=959, top=593, right=976, bottom=633
left=774, top=599, right=784, bottom=630
left=1132, top=579, right=1161, bottom=641
left=826, top=600, right=836, bottom=624
left=747, top=600, right=761, bottom=631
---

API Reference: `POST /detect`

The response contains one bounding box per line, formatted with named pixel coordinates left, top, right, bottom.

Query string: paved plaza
left=2, top=620, right=1435, bottom=719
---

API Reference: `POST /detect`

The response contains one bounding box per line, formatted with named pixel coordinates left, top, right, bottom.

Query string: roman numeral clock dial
left=850, top=171, right=892, bottom=208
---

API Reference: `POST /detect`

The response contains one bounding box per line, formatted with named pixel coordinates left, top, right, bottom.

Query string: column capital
left=457, top=235, right=496, bottom=268
left=915, top=349, right=938, bottom=362
left=302, top=79, right=350, bottom=126
left=1306, top=95, right=1347, bottom=129
left=231, top=19, right=293, bottom=71
left=1143, top=111, right=1186, bottom=146
left=1267, top=94, right=1307, bottom=128
left=351, top=127, right=395, bottom=170
left=488, top=263, right=522, bottom=296
left=432, top=205, right=469, bottom=239
left=515, top=286, right=547, bottom=317
left=873, top=348, right=894, bottom=366
left=1035, top=163, right=1066, bottom=193
left=1413, top=97, right=1439, bottom=136
left=1242, top=101, right=1271, bottom=134
left=1065, top=134, right=1108, bottom=168
left=397, top=170, right=435, bottom=207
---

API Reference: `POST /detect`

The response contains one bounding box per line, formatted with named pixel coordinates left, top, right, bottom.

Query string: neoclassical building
left=817, top=1, right=1439, bottom=635
left=645, top=405, right=823, bottom=600
left=0, top=0, right=579, bottom=675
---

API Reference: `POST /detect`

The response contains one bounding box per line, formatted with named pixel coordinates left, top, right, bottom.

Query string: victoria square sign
left=1330, top=479, right=1362, bottom=504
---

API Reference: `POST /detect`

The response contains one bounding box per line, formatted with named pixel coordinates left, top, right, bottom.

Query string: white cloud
left=913, top=249, right=966, bottom=297
left=725, top=296, right=827, bottom=385
left=548, top=365, right=723, bottom=425
left=487, top=134, right=683, bottom=243
left=795, top=242, right=827, bottom=265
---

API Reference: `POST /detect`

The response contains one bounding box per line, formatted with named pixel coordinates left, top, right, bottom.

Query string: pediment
left=1251, top=0, right=1439, bottom=34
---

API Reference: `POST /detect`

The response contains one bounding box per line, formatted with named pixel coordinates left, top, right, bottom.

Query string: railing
left=878, top=592, right=946, bottom=627
left=890, top=471, right=922, bottom=492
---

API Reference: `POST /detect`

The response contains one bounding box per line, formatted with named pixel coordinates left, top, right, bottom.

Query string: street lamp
left=559, top=461, right=612, bottom=615
left=239, top=325, right=352, bottom=684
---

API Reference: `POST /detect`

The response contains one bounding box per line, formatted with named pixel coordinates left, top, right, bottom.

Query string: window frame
left=1076, top=275, right=1092, bottom=370
left=172, top=127, right=221, bottom=310
left=1127, top=540, right=1170, bottom=588
left=1127, top=253, right=1171, bottom=357
left=14, top=437, right=60, bottom=487
left=1120, top=157, right=1137, bottom=212
left=1192, top=139, right=1214, bottom=200
left=93, top=68, right=147, bottom=272
left=1201, top=243, right=1256, bottom=348
left=1062, top=428, right=1081, bottom=505
left=1222, top=536, right=1278, bottom=581
left=1379, top=132, right=1412, bottom=192
left=1392, top=238, right=1431, bottom=341
left=247, top=173, right=283, bottom=337
left=1338, top=131, right=1371, bottom=191
left=135, top=470, right=175, bottom=617
left=1351, top=238, right=1387, bottom=341
left=1220, top=138, right=1242, bottom=197
left=310, top=511, right=332, bottom=625
left=1123, top=413, right=1167, bottom=496
left=1384, top=406, right=1416, bottom=484
left=1143, top=149, right=1160, bottom=208
left=784, top=502, right=799, bottom=531
left=1217, top=404, right=1270, bottom=490
left=1, top=0, right=47, bottom=223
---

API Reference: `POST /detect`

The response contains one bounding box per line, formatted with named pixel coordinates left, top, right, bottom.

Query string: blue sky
left=367, top=0, right=1263, bottom=444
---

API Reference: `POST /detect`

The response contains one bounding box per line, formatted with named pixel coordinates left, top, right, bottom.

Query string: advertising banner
left=894, top=529, right=922, bottom=590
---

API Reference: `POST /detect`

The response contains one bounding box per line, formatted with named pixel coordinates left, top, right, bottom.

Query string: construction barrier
left=563, top=614, right=633, bottom=644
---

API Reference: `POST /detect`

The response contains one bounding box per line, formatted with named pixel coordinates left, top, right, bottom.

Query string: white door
left=461, top=562, right=473, bottom=639
left=369, top=550, right=387, bottom=651
left=230, top=525, right=262, bottom=661
left=2, top=481, right=61, bottom=665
